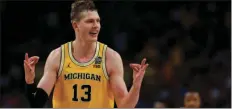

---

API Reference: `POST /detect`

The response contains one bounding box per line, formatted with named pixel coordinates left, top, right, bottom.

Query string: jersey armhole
left=102, top=45, right=109, bottom=80
left=57, top=45, right=65, bottom=78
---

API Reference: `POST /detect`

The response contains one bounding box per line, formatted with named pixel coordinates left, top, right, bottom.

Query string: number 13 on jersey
left=72, top=84, right=91, bottom=102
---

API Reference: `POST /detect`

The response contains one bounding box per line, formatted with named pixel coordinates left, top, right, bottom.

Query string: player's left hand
left=129, top=58, right=149, bottom=88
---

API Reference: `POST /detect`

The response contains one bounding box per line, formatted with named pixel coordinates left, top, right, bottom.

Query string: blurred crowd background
left=0, top=1, right=231, bottom=108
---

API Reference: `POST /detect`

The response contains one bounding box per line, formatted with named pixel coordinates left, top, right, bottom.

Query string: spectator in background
left=184, top=91, right=201, bottom=108
left=153, top=101, right=167, bottom=108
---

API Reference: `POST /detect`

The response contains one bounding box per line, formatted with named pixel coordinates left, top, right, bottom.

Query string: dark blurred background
left=0, top=1, right=231, bottom=108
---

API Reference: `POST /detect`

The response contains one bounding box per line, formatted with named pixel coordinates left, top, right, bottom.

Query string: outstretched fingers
left=25, top=53, right=29, bottom=62
left=141, top=58, right=146, bottom=66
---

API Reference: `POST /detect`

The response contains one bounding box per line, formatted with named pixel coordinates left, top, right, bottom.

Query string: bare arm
left=24, top=47, right=61, bottom=107
left=106, top=48, right=147, bottom=108
left=37, top=47, right=61, bottom=96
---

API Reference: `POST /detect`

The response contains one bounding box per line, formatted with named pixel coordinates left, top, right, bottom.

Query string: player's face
left=184, top=92, right=201, bottom=108
left=73, top=10, right=101, bottom=42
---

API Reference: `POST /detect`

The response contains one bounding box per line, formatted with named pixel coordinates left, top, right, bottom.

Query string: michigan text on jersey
left=64, top=73, right=101, bottom=82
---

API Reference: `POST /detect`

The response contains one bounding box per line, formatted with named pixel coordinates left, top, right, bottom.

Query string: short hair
left=70, top=0, right=97, bottom=22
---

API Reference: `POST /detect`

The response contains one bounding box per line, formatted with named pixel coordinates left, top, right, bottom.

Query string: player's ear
left=71, top=21, right=79, bottom=30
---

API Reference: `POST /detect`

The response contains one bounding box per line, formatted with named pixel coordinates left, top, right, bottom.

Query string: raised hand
left=24, top=53, right=39, bottom=84
left=129, top=58, right=149, bottom=88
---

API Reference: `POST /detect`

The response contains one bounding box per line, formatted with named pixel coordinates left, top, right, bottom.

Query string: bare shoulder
left=105, top=47, right=123, bottom=75
left=50, top=47, right=61, bottom=59
left=45, top=47, right=62, bottom=70
left=105, top=47, right=122, bottom=62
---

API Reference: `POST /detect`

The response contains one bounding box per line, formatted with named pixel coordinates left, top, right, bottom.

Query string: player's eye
left=87, top=20, right=93, bottom=23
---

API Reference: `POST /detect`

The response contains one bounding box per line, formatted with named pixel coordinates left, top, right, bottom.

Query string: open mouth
left=89, top=32, right=98, bottom=36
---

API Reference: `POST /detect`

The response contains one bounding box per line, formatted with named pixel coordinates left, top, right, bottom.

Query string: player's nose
left=92, top=21, right=100, bottom=28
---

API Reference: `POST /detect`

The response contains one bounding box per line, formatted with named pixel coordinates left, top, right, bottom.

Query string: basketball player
left=24, top=0, right=149, bottom=108
left=184, top=91, right=201, bottom=108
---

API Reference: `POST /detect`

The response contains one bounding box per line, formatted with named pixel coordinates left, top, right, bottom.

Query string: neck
left=72, top=38, right=97, bottom=59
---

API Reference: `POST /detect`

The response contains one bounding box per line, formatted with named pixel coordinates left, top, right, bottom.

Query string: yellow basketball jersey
left=52, top=41, right=114, bottom=108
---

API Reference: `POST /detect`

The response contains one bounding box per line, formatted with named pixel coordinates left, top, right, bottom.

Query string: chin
left=87, top=37, right=98, bottom=42
left=90, top=35, right=98, bottom=41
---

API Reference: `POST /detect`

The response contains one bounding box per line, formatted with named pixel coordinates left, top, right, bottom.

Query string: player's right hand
left=24, top=53, right=39, bottom=84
